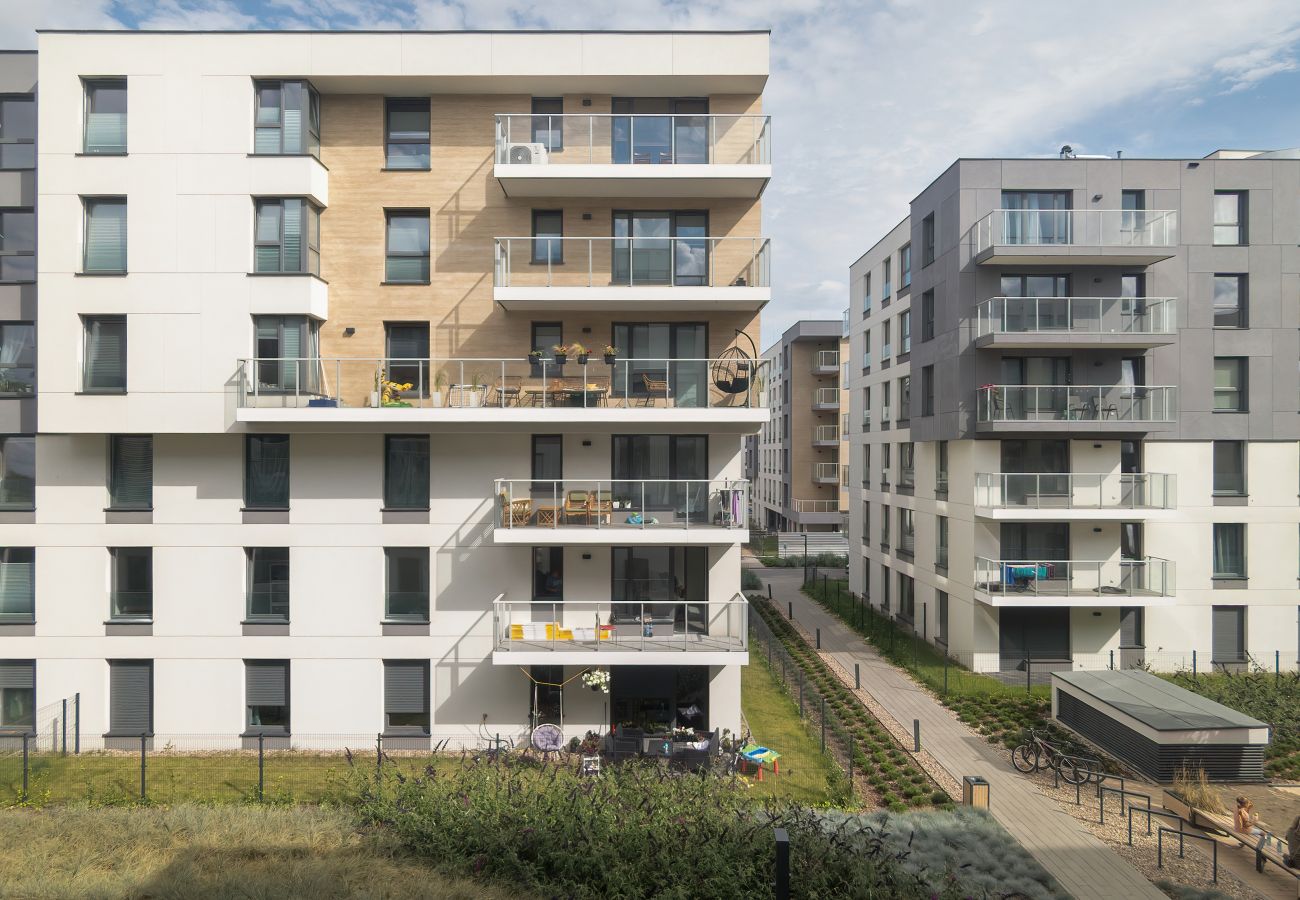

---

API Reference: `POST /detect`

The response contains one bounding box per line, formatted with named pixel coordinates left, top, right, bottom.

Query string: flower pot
left=604, top=354, right=616, bottom=366
left=577, top=354, right=589, bottom=366
left=553, top=355, right=567, bottom=367
left=369, top=391, right=380, bottom=407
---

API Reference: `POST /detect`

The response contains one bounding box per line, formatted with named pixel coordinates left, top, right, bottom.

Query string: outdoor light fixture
left=343, top=327, right=356, bottom=336
left=962, top=775, right=990, bottom=809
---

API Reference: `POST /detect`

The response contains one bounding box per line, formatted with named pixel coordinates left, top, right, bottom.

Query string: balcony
left=973, top=556, right=1175, bottom=607
left=969, top=209, right=1178, bottom=266
left=976, top=385, right=1176, bottom=434
left=493, top=478, right=748, bottom=545
left=841, top=307, right=851, bottom=337
left=493, top=236, right=770, bottom=311
left=974, top=473, right=1176, bottom=520
left=812, top=424, right=839, bottom=447
left=813, top=350, right=839, bottom=374
left=493, top=114, right=771, bottom=198
left=491, top=595, right=749, bottom=666
left=812, top=387, right=840, bottom=411
left=812, top=462, right=841, bottom=484
left=975, top=297, right=1177, bottom=350
left=790, top=498, right=841, bottom=526
left=234, top=357, right=768, bottom=431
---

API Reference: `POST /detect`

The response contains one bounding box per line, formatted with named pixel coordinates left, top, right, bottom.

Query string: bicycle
left=1012, top=728, right=1097, bottom=785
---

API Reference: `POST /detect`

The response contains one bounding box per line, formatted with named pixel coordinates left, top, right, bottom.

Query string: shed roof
left=1053, top=669, right=1266, bottom=733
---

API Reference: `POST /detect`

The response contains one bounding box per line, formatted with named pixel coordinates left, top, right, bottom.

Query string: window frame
left=107, top=659, right=153, bottom=737
left=531, top=209, right=564, bottom=264
left=936, top=516, right=949, bottom=570
left=253, top=198, right=321, bottom=276
left=383, top=434, right=430, bottom=510
left=108, top=434, right=153, bottom=511
left=0, top=209, right=35, bottom=283
left=244, top=434, right=290, bottom=510
left=81, top=314, right=127, bottom=394
left=1212, top=441, right=1247, bottom=497
left=82, top=197, right=128, bottom=275
left=0, top=547, right=34, bottom=624
left=384, top=97, right=431, bottom=170
left=1213, top=190, right=1248, bottom=246
left=0, top=322, right=34, bottom=396
left=82, top=78, right=128, bottom=156
left=0, top=436, right=34, bottom=511
left=0, top=95, right=36, bottom=171
left=109, top=546, right=152, bottom=622
left=385, top=546, right=430, bottom=622
left=921, top=213, right=935, bottom=266
left=384, top=659, right=431, bottom=735
left=899, top=244, right=912, bottom=290
left=244, top=659, right=290, bottom=737
left=1213, top=357, right=1248, bottom=413
left=252, top=79, right=321, bottom=158
left=530, top=97, right=564, bottom=151
left=246, top=547, right=290, bottom=623
left=383, top=209, right=431, bottom=284
left=0, top=659, right=35, bottom=733
left=1212, top=523, right=1247, bottom=579
left=1212, top=274, right=1247, bottom=328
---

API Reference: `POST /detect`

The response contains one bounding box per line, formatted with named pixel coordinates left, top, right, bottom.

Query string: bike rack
left=1158, top=826, right=1218, bottom=883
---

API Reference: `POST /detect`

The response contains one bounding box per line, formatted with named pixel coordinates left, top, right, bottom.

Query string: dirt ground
left=1216, top=783, right=1300, bottom=833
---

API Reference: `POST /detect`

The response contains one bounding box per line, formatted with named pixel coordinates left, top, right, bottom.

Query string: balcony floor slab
left=493, top=525, right=747, bottom=545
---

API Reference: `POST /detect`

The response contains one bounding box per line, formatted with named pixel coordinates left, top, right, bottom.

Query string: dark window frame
left=531, top=209, right=564, bottom=264
left=108, top=435, right=153, bottom=511
left=244, top=659, right=290, bottom=736
left=0, top=94, right=36, bottom=171
left=246, top=547, right=290, bottom=623
left=383, top=434, right=430, bottom=510
left=385, top=547, right=430, bottom=622
left=81, top=314, right=127, bottom=394
left=253, top=198, right=321, bottom=276
left=921, top=213, right=935, bottom=267
left=530, top=97, right=564, bottom=151
left=383, top=209, right=431, bottom=284
left=1212, top=441, right=1247, bottom=496
left=109, top=546, right=152, bottom=622
left=384, top=97, right=431, bottom=170
left=252, top=79, right=321, bottom=158
left=384, top=659, right=431, bottom=735
left=82, top=197, right=128, bottom=275
left=1213, top=357, right=1248, bottom=413
left=107, top=659, right=153, bottom=737
left=82, top=78, right=128, bottom=156
left=1213, top=190, right=1248, bottom=246
left=1212, top=273, right=1247, bottom=329
left=244, top=434, right=290, bottom=510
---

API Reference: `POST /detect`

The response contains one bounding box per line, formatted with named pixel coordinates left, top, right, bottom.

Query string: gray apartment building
left=846, top=149, right=1300, bottom=674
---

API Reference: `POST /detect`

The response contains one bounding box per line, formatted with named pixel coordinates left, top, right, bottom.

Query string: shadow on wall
left=434, top=650, right=526, bottom=743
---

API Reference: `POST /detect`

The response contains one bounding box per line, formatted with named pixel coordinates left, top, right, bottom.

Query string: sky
left=8, top=1, right=1300, bottom=344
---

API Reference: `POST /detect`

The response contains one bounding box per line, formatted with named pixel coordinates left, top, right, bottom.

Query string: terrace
left=969, top=208, right=1179, bottom=265
left=973, top=472, right=1176, bottom=520
left=975, top=296, right=1177, bottom=349
left=973, top=556, right=1176, bottom=607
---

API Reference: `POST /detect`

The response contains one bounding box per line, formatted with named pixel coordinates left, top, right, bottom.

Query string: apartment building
left=752, top=319, right=842, bottom=532
left=847, top=152, right=1300, bottom=674
left=2, top=30, right=770, bottom=746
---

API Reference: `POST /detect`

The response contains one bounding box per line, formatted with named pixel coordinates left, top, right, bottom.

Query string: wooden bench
left=1191, top=808, right=1299, bottom=894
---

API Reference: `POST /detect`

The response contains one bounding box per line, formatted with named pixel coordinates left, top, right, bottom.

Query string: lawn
left=0, top=803, right=523, bottom=900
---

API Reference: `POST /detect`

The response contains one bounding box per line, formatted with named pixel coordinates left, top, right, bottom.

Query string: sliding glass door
left=611, top=547, right=707, bottom=633
left=613, top=322, right=708, bottom=407
left=1002, top=191, right=1071, bottom=245
left=612, top=212, right=709, bottom=287
left=612, top=434, right=707, bottom=521
left=611, top=98, right=709, bottom=165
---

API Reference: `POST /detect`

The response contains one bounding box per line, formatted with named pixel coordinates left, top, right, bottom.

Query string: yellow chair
left=563, top=490, right=590, bottom=523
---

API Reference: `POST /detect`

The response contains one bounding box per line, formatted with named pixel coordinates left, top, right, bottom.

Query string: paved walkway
left=757, top=567, right=1166, bottom=900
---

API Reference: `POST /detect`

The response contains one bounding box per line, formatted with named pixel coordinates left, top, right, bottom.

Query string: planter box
left=1161, top=790, right=1192, bottom=820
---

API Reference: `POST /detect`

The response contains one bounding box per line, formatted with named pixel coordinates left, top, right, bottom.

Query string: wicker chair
left=641, top=373, right=671, bottom=407
left=563, top=490, right=590, bottom=523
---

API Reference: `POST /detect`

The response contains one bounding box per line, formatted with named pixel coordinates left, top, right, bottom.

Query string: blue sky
left=7, top=1, right=1300, bottom=343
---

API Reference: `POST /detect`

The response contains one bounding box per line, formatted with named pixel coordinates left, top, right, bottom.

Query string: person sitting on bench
left=1285, top=814, right=1299, bottom=868
left=1235, top=796, right=1265, bottom=841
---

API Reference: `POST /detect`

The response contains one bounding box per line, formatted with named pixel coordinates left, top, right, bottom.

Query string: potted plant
left=429, top=370, right=447, bottom=407
left=571, top=342, right=589, bottom=366
left=580, top=669, right=610, bottom=693
left=381, top=378, right=414, bottom=407
left=603, top=344, right=618, bottom=365
left=528, top=349, right=543, bottom=365
left=552, top=344, right=568, bottom=366
left=370, top=369, right=382, bottom=408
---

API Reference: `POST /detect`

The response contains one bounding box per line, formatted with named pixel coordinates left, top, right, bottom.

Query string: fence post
left=140, top=733, right=147, bottom=802
left=774, top=828, right=790, bottom=900
left=799, top=674, right=804, bottom=718
left=1276, top=650, right=1280, bottom=686
left=258, top=734, right=265, bottom=801
left=1109, top=650, right=1114, bottom=671
left=820, top=698, right=826, bottom=752
left=816, top=628, right=821, bottom=650
left=74, top=692, right=80, bottom=754
left=376, top=733, right=383, bottom=781
left=1026, top=658, right=1032, bottom=693
left=61, top=698, right=67, bottom=756
left=943, top=655, right=949, bottom=696
left=855, top=663, right=860, bottom=690
left=1192, top=649, right=1197, bottom=678
left=767, top=582, right=772, bottom=600
left=788, top=601, right=793, bottom=620
left=20, top=732, right=28, bottom=803
left=847, top=733, right=854, bottom=786
left=913, top=719, right=921, bottom=752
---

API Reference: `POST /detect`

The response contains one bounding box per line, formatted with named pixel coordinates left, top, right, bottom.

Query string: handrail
left=970, top=208, right=1179, bottom=253
left=813, top=425, right=839, bottom=443
left=494, top=113, right=771, bottom=166
left=493, top=478, right=748, bottom=530
left=493, top=236, right=770, bottom=289
left=491, top=594, right=749, bottom=654
left=792, top=499, right=839, bottom=513
left=976, top=296, right=1177, bottom=336
left=812, top=463, right=841, bottom=482
left=813, top=387, right=840, bottom=407
left=974, top=472, right=1176, bottom=510
left=976, top=385, right=1177, bottom=423
left=815, top=350, right=840, bottom=369
left=974, top=556, right=1174, bottom=598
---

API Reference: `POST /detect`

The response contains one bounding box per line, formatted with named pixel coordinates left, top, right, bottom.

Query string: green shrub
left=741, top=568, right=763, bottom=592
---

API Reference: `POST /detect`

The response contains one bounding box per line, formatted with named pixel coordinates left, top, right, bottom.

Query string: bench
left=1191, top=808, right=1299, bottom=894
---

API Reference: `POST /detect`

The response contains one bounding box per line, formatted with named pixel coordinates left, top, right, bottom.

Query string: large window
left=936, top=591, right=948, bottom=645
left=108, top=659, right=152, bottom=736
left=247, top=548, right=289, bottom=622
left=897, top=376, right=911, bottom=422
left=0, top=436, right=33, bottom=510
left=921, top=365, right=935, bottom=417
left=0, top=211, right=34, bottom=282
left=1001, top=522, right=1069, bottom=560
left=0, top=548, right=34, bottom=623
left=1213, top=275, right=1246, bottom=328
left=108, top=435, right=152, bottom=510
left=83, top=79, right=127, bottom=155
left=1120, top=607, right=1144, bottom=649
left=0, top=96, right=35, bottom=169
left=1211, top=606, right=1246, bottom=664
left=245, top=660, right=289, bottom=735
left=897, top=573, right=915, bottom=623
left=936, top=516, right=949, bottom=570
left=254, top=199, right=321, bottom=275
left=384, top=435, right=430, bottom=509
left=253, top=316, right=320, bottom=393
left=921, top=214, right=935, bottom=266
left=1213, top=191, right=1247, bottom=246
left=82, top=315, right=127, bottom=393
left=898, top=442, right=915, bottom=489
left=612, top=211, right=708, bottom=287
left=899, top=311, right=911, bottom=354
left=253, top=80, right=320, bottom=157
left=0, top=323, right=34, bottom=396
left=245, top=434, right=290, bottom=509
left=83, top=199, right=127, bottom=274
left=882, top=258, right=891, bottom=300
left=611, top=546, right=706, bottom=631
left=1212, top=523, right=1246, bottom=578
left=0, top=660, right=34, bottom=732
left=384, top=211, right=431, bottom=283
left=385, top=98, right=430, bottom=169
left=529, top=664, right=563, bottom=725
left=384, top=660, right=430, bottom=735
left=611, top=97, right=708, bottom=165
left=531, top=97, right=563, bottom=151
left=1213, top=358, right=1247, bottom=412
left=880, top=503, right=891, bottom=548
left=920, top=290, right=935, bottom=342
left=611, top=322, right=708, bottom=408
left=935, top=441, right=948, bottom=496
left=531, top=434, right=562, bottom=493
left=880, top=563, right=891, bottom=611
left=110, top=547, right=152, bottom=621
left=897, top=508, right=915, bottom=557
left=385, top=547, right=429, bottom=621
left=530, top=322, right=562, bottom=369
left=533, top=546, right=563, bottom=602
left=612, top=433, right=707, bottom=516
left=1212, top=441, right=1246, bottom=496
left=531, top=210, right=563, bottom=264
left=881, top=321, right=891, bottom=360
left=899, top=244, right=912, bottom=290
left=1001, top=190, right=1071, bottom=244
left=385, top=323, right=430, bottom=397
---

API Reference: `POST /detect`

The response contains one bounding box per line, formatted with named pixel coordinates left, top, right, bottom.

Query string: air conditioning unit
left=505, top=142, right=549, bottom=165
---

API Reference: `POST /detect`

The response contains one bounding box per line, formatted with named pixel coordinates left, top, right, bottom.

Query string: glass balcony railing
left=813, top=387, right=840, bottom=409
left=813, top=425, right=839, bottom=444
left=492, top=595, right=749, bottom=654
left=493, top=236, right=770, bottom=290
left=792, top=499, right=839, bottom=513
left=974, top=473, right=1176, bottom=510
left=494, top=114, right=770, bottom=166
left=814, top=350, right=839, bottom=371
left=841, top=307, right=851, bottom=337
left=974, top=556, right=1174, bottom=599
left=494, top=478, right=747, bottom=530
left=976, top=385, right=1177, bottom=423
left=236, top=357, right=768, bottom=411
left=812, top=462, right=840, bottom=483
left=976, top=297, right=1177, bottom=337
left=972, top=209, right=1178, bottom=254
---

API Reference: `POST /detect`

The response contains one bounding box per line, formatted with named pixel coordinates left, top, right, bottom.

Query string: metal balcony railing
left=494, top=478, right=748, bottom=530
left=813, top=425, right=839, bottom=444
left=976, top=385, right=1177, bottom=423
left=812, top=462, right=841, bottom=483
left=976, top=296, right=1177, bottom=336
left=814, top=349, right=839, bottom=370
left=492, top=594, right=749, bottom=654
left=974, top=556, right=1174, bottom=599
left=974, top=473, right=1176, bottom=510
left=494, top=113, right=771, bottom=166
left=493, top=236, right=770, bottom=290
left=813, top=387, right=840, bottom=409
left=841, top=307, right=851, bottom=336
left=792, top=499, right=839, bottom=513
left=971, top=209, right=1179, bottom=253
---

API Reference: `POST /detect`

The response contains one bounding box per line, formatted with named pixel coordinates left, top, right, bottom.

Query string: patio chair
left=563, top=490, right=591, bottom=523
left=589, top=490, right=613, bottom=524
left=641, top=373, right=671, bottom=407
left=490, top=376, right=522, bottom=408
left=502, top=495, right=533, bottom=527
left=580, top=375, right=610, bottom=407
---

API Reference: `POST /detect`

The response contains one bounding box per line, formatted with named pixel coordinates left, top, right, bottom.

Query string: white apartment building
left=1, top=29, right=771, bottom=747
left=847, top=153, right=1300, bottom=675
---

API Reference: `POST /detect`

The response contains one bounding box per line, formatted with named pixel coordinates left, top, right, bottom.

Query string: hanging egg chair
left=711, top=345, right=752, bottom=395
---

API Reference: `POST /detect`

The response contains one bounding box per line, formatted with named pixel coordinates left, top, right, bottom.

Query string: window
left=531, top=210, right=563, bottom=264
left=253, top=80, right=320, bottom=157
left=936, top=591, right=948, bottom=645
left=530, top=664, right=563, bottom=725
left=1001, top=191, right=1071, bottom=244
left=247, top=548, right=289, bottom=622
left=1212, top=523, right=1246, bottom=578
left=882, top=258, right=892, bottom=300
left=0, top=548, right=34, bottom=623
left=1213, top=441, right=1246, bottom=496
left=880, top=503, right=891, bottom=548
left=108, top=435, right=152, bottom=510
left=612, top=211, right=708, bottom=286
left=254, top=199, right=320, bottom=275
left=254, top=316, right=320, bottom=393
left=881, top=444, right=891, bottom=485
left=1120, top=607, right=1144, bottom=649
left=384, top=211, right=430, bottom=283
left=0, top=324, right=23, bottom=378
left=531, top=97, right=563, bottom=151
left=385, top=323, right=430, bottom=396
left=1001, top=521, right=1069, bottom=561
left=531, top=322, right=562, bottom=369
left=862, top=444, right=870, bottom=486
left=921, top=365, right=935, bottom=417
left=899, top=442, right=915, bottom=489
left=921, top=213, right=935, bottom=266
left=880, top=563, right=891, bottom=610
left=386, top=547, right=429, bottom=621
left=531, top=434, right=562, bottom=493
left=384, top=660, right=430, bottom=735
left=245, top=434, right=290, bottom=509
left=82, top=315, right=126, bottom=393
left=110, top=547, right=151, bottom=620
left=0, top=96, right=35, bottom=169
left=1211, top=606, right=1246, bottom=664
left=862, top=273, right=872, bottom=315
left=385, top=98, right=430, bottom=169
left=83, top=79, right=127, bottom=154
left=0, top=660, right=34, bottom=732
left=1213, top=275, right=1246, bottom=328
left=935, top=441, right=948, bottom=496
left=920, top=290, right=935, bottom=341
left=384, top=435, right=430, bottom=509
left=899, top=244, right=912, bottom=290
left=898, top=508, right=915, bottom=557
left=1213, top=358, right=1247, bottom=412
left=899, top=311, right=911, bottom=354
left=897, top=573, right=915, bottom=623
left=936, top=516, right=949, bottom=570
left=897, top=376, right=911, bottom=422
left=245, top=660, right=289, bottom=735
left=83, top=198, right=127, bottom=273
left=108, top=659, right=152, bottom=736
left=0, top=436, right=34, bottom=510
left=881, top=321, right=891, bottom=361
left=1213, top=191, right=1247, bottom=246
left=534, top=547, right=564, bottom=602
left=0, top=211, right=34, bottom=282
left=862, top=501, right=870, bottom=544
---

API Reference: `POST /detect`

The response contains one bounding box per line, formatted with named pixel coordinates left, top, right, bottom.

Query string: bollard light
left=962, top=775, right=990, bottom=810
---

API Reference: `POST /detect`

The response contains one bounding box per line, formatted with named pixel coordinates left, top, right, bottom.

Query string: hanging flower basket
left=581, top=669, right=611, bottom=694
